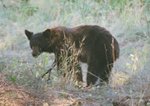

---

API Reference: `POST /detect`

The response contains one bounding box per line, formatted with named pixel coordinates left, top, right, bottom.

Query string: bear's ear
left=43, top=29, right=51, bottom=38
left=25, top=30, right=33, bottom=40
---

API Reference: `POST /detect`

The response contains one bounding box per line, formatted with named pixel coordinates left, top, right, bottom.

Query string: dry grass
left=57, top=34, right=85, bottom=87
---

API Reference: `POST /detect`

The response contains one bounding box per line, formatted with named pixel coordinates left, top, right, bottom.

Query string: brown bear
left=25, top=25, right=119, bottom=86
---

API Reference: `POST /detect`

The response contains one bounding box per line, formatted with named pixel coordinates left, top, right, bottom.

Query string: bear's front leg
left=41, top=61, right=56, bottom=80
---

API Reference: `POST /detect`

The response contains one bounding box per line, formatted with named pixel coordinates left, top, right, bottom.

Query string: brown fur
left=25, top=25, right=119, bottom=85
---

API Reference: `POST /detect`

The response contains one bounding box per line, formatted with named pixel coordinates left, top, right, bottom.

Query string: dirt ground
left=0, top=73, right=101, bottom=106
left=1, top=73, right=150, bottom=106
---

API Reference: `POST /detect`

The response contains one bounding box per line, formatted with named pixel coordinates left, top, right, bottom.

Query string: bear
left=25, top=25, right=119, bottom=86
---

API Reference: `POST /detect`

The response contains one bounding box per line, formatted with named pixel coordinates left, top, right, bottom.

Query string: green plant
left=8, top=75, right=17, bottom=83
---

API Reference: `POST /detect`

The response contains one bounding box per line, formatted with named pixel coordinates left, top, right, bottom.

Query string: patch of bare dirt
left=0, top=73, right=45, bottom=106
left=0, top=73, right=103, bottom=106
left=2, top=72, right=149, bottom=106
left=0, top=73, right=82, bottom=106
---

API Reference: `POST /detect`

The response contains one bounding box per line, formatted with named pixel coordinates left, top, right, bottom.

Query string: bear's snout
left=31, top=46, right=41, bottom=57
left=32, top=52, right=38, bottom=57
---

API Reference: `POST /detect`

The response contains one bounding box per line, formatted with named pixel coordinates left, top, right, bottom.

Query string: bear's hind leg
left=87, top=64, right=99, bottom=86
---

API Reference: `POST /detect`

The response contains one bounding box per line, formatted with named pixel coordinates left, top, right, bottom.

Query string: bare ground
left=0, top=73, right=102, bottom=106
left=1, top=72, right=150, bottom=106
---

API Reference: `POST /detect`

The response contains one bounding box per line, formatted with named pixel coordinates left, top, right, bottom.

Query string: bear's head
left=25, top=29, right=52, bottom=57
